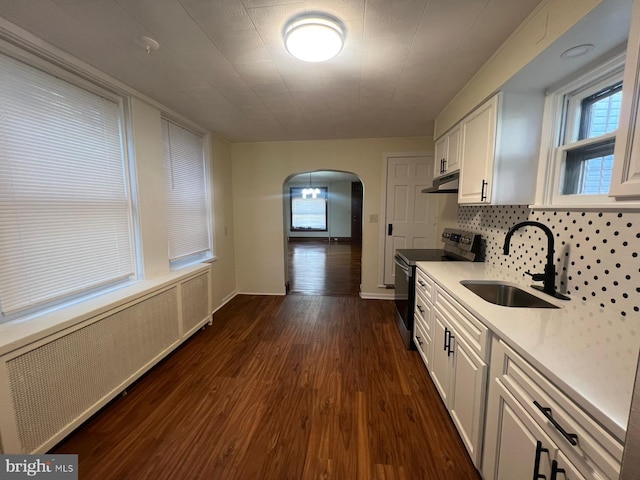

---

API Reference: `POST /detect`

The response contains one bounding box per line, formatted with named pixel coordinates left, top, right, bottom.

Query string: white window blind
left=162, top=118, right=211, bottom=266
left=0, top=53, right=135, bottom=319
left=291, top=187, right=328, bottom=230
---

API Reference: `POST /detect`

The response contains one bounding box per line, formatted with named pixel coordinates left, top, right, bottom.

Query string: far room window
left=162, top=118, right=212, bottom=269
left=540, top=53, right=624, bottom=205
left=290, top=187, right=328, bottom=231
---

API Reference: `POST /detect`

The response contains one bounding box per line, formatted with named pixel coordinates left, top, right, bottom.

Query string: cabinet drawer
left=414, top=320, right=431, bottom=369
left=434, top=286, right=489, bottom=360
left=493, top=340, right=622, bottom=479
left=414, top=289, right=431, bottom=335
left=415, top=268, right=433, bottom=302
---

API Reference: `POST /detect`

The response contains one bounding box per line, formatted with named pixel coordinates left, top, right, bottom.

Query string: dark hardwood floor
left=52, top=295, right=481, bottom=479
left=288, top=240, right=361, bottom=296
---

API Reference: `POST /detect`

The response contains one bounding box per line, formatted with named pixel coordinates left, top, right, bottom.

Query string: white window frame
left=162, top=116, right=213, bottom=270
left=536, top=52, right=625, bottom=206
left=0, top=45, right=139, bottom=323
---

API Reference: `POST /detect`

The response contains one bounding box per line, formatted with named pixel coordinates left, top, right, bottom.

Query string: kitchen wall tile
left=458, top=205, right=639, bottom=320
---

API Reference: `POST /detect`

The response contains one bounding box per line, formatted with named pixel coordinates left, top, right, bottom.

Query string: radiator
left=0, top=270, right=210, bottom=454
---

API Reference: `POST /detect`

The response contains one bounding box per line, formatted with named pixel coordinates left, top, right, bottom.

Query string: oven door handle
left=394, top=257, right=410, bottom=274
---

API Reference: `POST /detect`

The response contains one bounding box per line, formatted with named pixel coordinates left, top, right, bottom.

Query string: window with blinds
left=0, top=52, right=136, bottom=322
left=162, top=118, right=211, bottom=268
left=290, top=187, right=328, bottom=231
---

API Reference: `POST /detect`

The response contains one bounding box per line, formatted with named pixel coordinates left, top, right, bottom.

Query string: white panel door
left=383, top=155, right=436, bottom=285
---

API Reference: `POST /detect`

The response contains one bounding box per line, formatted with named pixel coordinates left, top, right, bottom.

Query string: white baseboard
left=360, top=292, right=395, bottom=300
left=211, top=291, right=238, bottom=315
left=236, top=291, right=286, bottom=296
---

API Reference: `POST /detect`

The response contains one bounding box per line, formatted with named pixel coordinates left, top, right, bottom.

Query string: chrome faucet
left=503, top=221, right=559, bottom=297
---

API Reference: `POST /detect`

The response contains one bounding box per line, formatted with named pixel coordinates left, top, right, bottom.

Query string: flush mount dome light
left=284, top=15, right=345, bottom=62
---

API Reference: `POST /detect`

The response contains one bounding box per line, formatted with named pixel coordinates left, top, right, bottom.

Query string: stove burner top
left=395, top=249, right=461, bottom=265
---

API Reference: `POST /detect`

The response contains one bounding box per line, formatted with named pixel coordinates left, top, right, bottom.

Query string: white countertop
left=416, top=261, right=639, bottom=442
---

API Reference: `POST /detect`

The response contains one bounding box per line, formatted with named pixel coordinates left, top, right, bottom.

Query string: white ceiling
left=0, top=0, right=541, bottom=142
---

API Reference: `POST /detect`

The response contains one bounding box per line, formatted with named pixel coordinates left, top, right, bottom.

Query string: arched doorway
left=283, top=170, right=363, bottom=296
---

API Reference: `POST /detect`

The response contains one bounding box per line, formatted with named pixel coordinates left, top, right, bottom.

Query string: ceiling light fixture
left=302, top=172, right=321, bottom=199
left=560, top=44, right=594, bottom=59
left=284, top=14, right=345, bottom=62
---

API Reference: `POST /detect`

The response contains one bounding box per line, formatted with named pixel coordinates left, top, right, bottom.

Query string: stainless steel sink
left=460, top=281, right=560, bottom=308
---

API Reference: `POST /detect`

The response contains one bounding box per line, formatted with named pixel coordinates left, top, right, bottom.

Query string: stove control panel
left=441, top=228, right=481, bottom=259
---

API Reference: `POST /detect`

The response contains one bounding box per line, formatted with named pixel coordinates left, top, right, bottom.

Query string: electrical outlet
left=369, top=214, right=378, bottom=223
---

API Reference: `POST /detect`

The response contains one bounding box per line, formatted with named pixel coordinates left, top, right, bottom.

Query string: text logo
left=0, top=455, right=77, bottom=479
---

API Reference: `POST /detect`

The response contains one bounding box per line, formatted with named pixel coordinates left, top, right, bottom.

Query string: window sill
left=529, top=203, right=640, bottom=211
left=0, top=263, right=211, bottom=357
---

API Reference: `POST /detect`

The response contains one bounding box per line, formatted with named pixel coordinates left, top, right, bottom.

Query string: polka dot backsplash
left=458, top=205, right=640, bottom=319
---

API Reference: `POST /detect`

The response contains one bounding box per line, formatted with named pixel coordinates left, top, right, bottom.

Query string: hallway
left=287, top=240, right=361, bottom=296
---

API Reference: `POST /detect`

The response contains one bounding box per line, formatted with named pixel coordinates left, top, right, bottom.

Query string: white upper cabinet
left=456, top=91, right=544, bottom=205
left=458, top=94, right=499, bottom=204
left=434, top=124, right=461, bottom=179
left=610, top=0, right=640, bottom=198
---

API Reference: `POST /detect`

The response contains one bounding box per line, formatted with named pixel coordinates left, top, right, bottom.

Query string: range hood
left=422, top=171, right=459, bottom=194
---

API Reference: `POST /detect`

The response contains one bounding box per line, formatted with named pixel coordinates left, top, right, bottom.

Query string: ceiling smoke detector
left=135, top=36, right=160, bottom=54
left=560, top=44, right=594, bottom=59
left=283, top=14, right=345, bottom=62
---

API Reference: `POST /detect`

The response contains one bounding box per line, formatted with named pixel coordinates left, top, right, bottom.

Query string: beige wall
left=209, top=135, right=237, bottom=310
left=231, top=137, right=433, bottom=297
left=130, top=98, right=169, bottom=279
left=434, top=0, right=603, bottom=138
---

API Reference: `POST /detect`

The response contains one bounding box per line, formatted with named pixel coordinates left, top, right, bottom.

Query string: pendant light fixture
left=302, top=172, right=321, bottom=199
left=284, top=14, right=345, bottom=62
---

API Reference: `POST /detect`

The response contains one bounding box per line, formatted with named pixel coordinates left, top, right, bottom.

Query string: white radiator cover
left=0, top=270, right=210, bottom=454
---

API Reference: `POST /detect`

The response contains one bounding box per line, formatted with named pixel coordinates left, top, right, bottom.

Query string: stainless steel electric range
left=394, top=228, right=482, bottom=349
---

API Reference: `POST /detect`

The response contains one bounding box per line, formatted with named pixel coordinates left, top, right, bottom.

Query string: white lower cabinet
left=430, top=291, right=488, bottom=467
left=483, top=339, right=623, bottom=480
left=486, top=376, right=585, bottom=479
left=448, top=332, right=487, bottom=466
left=414, top=270, right=489, bottom=469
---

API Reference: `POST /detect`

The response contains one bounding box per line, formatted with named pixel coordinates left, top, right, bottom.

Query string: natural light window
left=539, top=53, right=625, bottom=205
left=0, top=52, right=136, bottom=322
left=290, top=187, right=328, bottom=231
left=162, top=118, right=212, bottom=268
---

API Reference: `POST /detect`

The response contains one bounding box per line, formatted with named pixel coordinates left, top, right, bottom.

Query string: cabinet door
left=484, top=381, right=555, bottom=479
left=458, top=94, right=499, bottom=204
left=610, top=0, right=640, bottom=198
left=434, top=136, right=447, bottom=178
left=446, top=125, right=461, bottom=173
left=483, top=380, right=586, bottom=480
left=429, top=311, right=452, bottom=403
left=554, top=450, right=587, bottom=480
left=448, top=333, right=487, bottom=467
